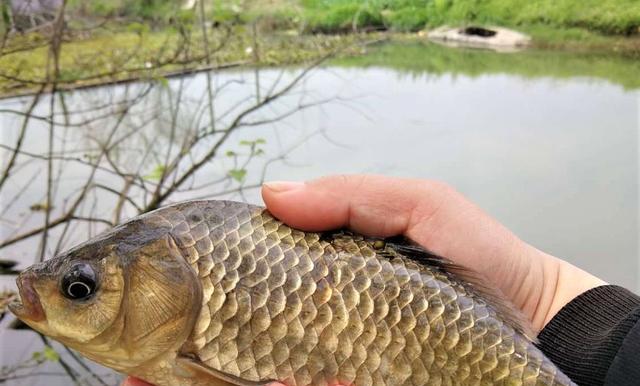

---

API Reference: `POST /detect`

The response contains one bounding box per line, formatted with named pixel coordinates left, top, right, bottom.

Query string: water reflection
left=0, top=43, right=638, bottom=385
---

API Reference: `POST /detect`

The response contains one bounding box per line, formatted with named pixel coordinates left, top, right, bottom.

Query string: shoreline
left=1, top=26, right=638, bottom=99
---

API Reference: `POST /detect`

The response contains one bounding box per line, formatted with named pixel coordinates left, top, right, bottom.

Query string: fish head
left=9, top=216, right=202, bottom=372
left=10, top=241, right=125, bottom=343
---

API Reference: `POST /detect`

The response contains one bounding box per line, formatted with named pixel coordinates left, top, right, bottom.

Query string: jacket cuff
left=604, top=317, right=640, bottom=385
left=536, top=285, right=640, bottom=386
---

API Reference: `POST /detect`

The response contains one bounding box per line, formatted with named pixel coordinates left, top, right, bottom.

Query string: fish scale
left=146, top=200, right=574, bottom=386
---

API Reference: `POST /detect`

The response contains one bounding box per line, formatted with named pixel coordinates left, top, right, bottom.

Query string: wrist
left=543, top=258, right=607, bottom=328
left=512, top=246, right=606, bottom=332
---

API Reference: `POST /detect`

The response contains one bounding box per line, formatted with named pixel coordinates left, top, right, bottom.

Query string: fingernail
left=263, top=181, right=304, bottom=193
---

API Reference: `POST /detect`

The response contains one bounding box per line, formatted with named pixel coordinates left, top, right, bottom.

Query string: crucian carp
left=10, top=200, right=575, bottom=386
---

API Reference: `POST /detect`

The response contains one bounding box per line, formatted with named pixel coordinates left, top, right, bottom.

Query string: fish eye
left=61, top=263, right=97, bottom=300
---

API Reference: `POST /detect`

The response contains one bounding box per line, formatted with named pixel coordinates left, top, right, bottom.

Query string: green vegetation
left=299, top=0, right=640, bottom=34
left=518, top=25, right=640, bottom=56
left=336, top=41, right=640, bottom=89
left=66, top=0, right=301, bottom=28
left=0, top=27, right=364, bottom=96
left=65, top=1, right=640, bottom=36
left=214, top=1, right=640, bottom=55
left=67, top=0, right=194, bottom=23
left=2, top=0, right=639, bottom=97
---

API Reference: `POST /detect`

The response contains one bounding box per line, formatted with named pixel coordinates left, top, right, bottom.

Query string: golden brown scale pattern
left=153, top=200, right=574, bottom=386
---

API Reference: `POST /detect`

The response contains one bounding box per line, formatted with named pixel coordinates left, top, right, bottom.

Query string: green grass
left=335, top=40, right=640, bottom=89
left=300, top=0, right=640, bottom=34
left=0, top=27, right=364, bottom=97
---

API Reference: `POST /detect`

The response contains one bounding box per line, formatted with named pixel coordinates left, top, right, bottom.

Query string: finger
left=121, top=377, right=154, bottom=386
left=262, top=174, right=454, bottom=241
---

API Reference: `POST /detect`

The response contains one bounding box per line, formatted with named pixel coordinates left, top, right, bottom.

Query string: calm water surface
left=1, top=43, right=638, bottom=385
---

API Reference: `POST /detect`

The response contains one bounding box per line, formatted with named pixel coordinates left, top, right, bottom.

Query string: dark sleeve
left=536, top=285, right=640, bottom=386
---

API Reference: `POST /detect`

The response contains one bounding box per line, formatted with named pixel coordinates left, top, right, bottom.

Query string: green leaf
left=32, top=351, right=42, bottom=361
left=254, top=148, right=265, bottom=156
left=155, top=76, right=169, bottom=88
left=240, top=138, right=266, bottom=146
left=29, top=202, right=53, bottom=212
left=225, top=150, right=237, bottom=157
left=43, top=347, right=60, bottom=362
left=228, top=169, right=247, bottom=182
left=144, top=164, right=166, bottom=181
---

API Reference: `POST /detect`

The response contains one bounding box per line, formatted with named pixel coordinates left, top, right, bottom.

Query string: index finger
left=262, top=175, right=453, bottom=237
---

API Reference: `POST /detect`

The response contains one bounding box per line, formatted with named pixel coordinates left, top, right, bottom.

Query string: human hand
left=262, top=174, right=606, bottom=332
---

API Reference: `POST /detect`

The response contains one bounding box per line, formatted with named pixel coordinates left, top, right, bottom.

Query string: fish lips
left=9, top=273, right=46, bottom=323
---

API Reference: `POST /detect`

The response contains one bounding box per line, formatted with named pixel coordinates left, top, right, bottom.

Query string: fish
left=10, top=200, right=575, bottom=386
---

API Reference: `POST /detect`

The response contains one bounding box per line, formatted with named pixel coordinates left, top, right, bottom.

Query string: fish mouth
left=9, top=273, right=46, bottom=323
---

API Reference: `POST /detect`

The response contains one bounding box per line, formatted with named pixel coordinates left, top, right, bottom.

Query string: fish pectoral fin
left=176, top=356, right=274, bottom=386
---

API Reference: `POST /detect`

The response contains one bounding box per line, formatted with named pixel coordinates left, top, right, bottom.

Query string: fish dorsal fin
left=383, top=237, right=536, bottom=341
left=176, top=356, right=274, bottom=386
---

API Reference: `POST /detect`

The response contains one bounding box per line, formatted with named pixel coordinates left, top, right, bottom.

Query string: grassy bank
left=0, top=27, right=366, bottom=97
left=227, top=0, right=640, bottom=55
left=2, top=25, right=638, bottom=98
left=298, top=0, right=640, bottom=35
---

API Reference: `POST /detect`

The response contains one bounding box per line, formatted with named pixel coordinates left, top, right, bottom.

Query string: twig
left=39, top=0, right=67, bottom=262
left=198, top=0, right=216, bottom=136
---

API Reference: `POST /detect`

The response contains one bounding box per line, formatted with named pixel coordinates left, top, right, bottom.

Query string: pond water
left=1, top=42, right=639, bottom=385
